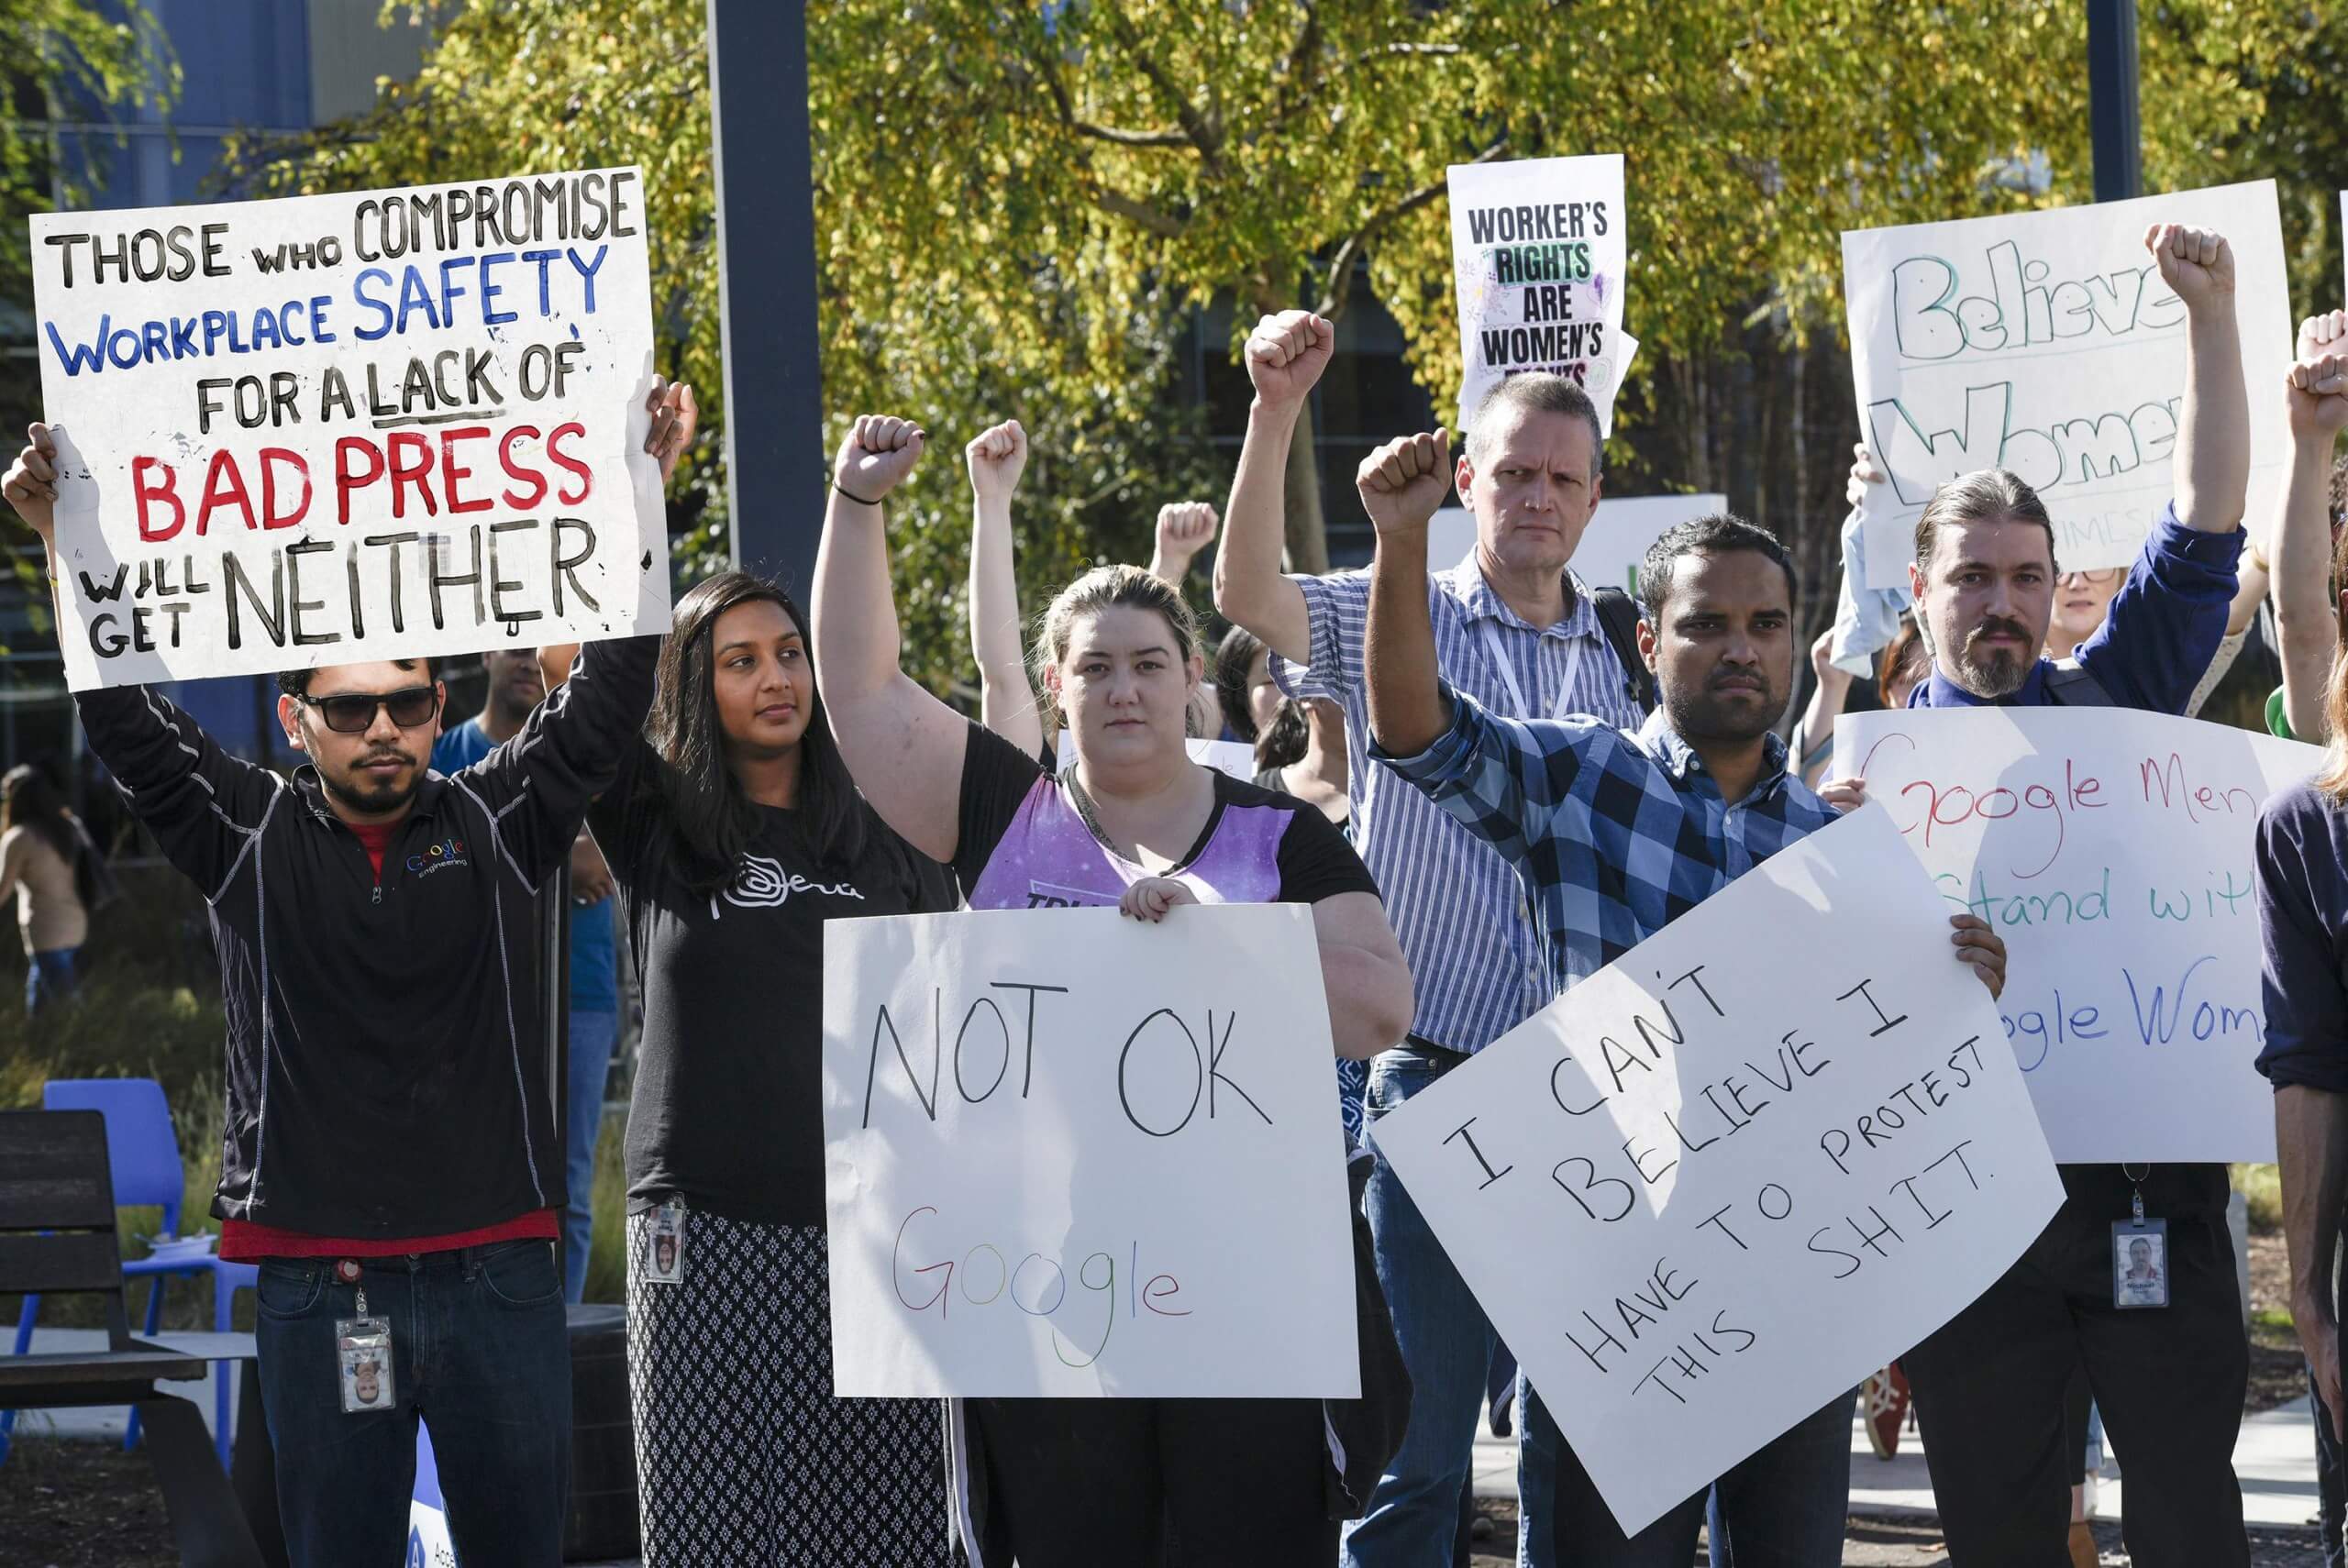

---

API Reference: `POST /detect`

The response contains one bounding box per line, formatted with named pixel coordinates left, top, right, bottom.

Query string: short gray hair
left=1464, top=373, right=1604, bottom=478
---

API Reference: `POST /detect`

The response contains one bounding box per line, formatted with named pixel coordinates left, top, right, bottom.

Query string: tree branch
left=1102, top=8, right=1224, bottom=171
left=1012, top=48, right=1193, bottom=149
left=1091, top=183, right=1188, bottom=238
left=1314, top=137, right=1507, bottom=318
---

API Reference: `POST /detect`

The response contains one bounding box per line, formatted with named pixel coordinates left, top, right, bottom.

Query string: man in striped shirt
left=1215, top=312, right=1648, bottom=1567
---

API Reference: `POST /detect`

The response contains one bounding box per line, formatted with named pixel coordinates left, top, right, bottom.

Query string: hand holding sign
left=645, top=377, right=699, bottom=482
left=1244, top=310, right=1335, bottom=414
left=1357, top=430, right=1454, bottom=537
left=835, top=414, right=925, bottom=504
left=2145, top=223, right=2234, bottom=309
left=2, top=424, right=60, bottom=548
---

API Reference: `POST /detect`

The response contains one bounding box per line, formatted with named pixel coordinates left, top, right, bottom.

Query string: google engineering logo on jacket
left=710, top=853, right=865, bottom=919
left=406, top=834, right=470, bottom=878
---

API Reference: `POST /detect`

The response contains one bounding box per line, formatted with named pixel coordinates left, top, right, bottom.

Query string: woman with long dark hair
left=546, top=570, right=957, bottom=1564
left=814, top=414, right=1414, bottom=1566
left=0, top=763, right=105, bottom=1016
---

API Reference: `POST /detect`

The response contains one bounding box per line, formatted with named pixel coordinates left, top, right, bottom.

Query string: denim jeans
left=2318, top=1360, right=2346, bottom=1568
left=1345, top=1047, right=1556, bottom=1568
left=563, top=1010, right=619, bottom=1303
left=26, top=945, right=79, bottom=1018
left=1553, top=1388, right=1855, bottom=1567
left=253, top=1241, right=572, bottom=1568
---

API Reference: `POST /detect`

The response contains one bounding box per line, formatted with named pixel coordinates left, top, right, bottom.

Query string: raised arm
left=2152, top=223, right=2250, bottom=535
left=1147, top=502, right=1219, bottom=587
left=965, top=420, right=1044, bottom=757
left=811, top=414, right=970, bottom=864
left=2275, top=313, right=2348, bottom=742
left=1211, top=311, right=1330, bottom=663
left=1360, top=429, right=1456, bottom=757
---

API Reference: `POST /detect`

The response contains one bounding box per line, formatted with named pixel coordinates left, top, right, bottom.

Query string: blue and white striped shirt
left=1376, top=688, right=1842, bottom=1000
left=1272, top=547, right=1645, bottom=1053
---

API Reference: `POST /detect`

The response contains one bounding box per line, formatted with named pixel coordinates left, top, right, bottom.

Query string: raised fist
left=2287, top=311, right=2348, bottom=439
left=1357, top=429, right=1454, bottom=537
left=965, top=420, right=1028, bottom=505
left=1154, top=502, right=1218, bottom=573
left=834, top=414, right=925, bottom=505
left=1245, top=311, right=1335, bottom=413
left=2144, top=223, right=2234, bottom=311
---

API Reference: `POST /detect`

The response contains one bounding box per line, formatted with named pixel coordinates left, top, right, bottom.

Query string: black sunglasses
left=298, top=686, right=439, bottom=734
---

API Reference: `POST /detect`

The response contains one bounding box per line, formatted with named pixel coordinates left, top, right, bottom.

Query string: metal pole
left=704, top=0, right=826, bottom=600
left=2088, top=0, right=2143, bottom=203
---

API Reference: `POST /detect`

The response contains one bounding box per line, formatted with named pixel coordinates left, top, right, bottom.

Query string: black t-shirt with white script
left=591, top=741, right=958, bottom=1227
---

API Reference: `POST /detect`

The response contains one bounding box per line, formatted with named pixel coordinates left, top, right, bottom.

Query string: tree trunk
left=1283, top=392, right=1332, bottom=575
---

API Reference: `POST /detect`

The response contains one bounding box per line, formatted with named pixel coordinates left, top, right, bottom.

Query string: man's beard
left=1663, top=679, right=1780, bottom=746
left=322, top=753, right=420, bottom=814
left=1953, top=615, right=2036, bottom=698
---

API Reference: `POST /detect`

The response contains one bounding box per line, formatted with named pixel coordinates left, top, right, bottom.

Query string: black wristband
left=832, top=477, right=881, bottom=507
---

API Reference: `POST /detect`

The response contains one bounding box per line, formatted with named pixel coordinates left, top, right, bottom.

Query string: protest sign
left=1372, top=804, right=2061, bottom=1535
left=822, top=903, right=1360, bottom=1397
left=1834, top=707, right=2317, bottom=1162
left=1841, top=181, right=2290, bottom=588
left=1449, top=155, right=1630, bottom=435
left=1427, top=491, right=1727, bottom=596
left=1057, top=733, right=1257, bottom=781
left=28, top=168, right=668, bottom=690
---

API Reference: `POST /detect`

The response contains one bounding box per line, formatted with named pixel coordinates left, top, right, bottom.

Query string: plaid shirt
left=1375, top=685, right=1842, bottom=998
left=1273, top=550, right=1645, bottom=1053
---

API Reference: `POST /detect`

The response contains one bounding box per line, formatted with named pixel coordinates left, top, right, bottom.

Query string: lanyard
left=1479, top=619, right=1584, bottom=723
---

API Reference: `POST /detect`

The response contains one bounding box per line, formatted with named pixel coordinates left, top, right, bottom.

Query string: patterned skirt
left=626, top=1206, right=956, bottom=1566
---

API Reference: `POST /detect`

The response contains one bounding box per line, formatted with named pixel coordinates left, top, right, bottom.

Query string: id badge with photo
left=336, top=1314, right=396, bottom=1413
left=2111, top=1217, right=2170, bottom=1310
left=645, top=1198, right=685, bottom=1286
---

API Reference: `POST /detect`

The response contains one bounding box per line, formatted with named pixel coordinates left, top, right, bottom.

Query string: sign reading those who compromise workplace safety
left=1371, top=805, right=2062, bottom=1537
left=29, top=168, right=669, bottom=690
left=1841, top=179, right=2290, bottom=589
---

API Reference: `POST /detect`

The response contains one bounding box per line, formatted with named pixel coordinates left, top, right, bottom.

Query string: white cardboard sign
left=1428, top=492, right=1728, bottom=598
left=1834, top=707, right=2317, bottom=1162
left=29, top=168, right=669, bottom=690
left=822, top=903, right=1361, bottom=1398
left=1841, top=181, right=2290, bottom=589
left=1371, top=804, right=2062, bottom=1536
left=1450, top=155, right=1631, bottom=435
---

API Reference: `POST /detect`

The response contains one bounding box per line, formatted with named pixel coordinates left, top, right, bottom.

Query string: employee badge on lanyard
left=334, top=1267, right=396, bottom=1414
left=645, top=1198, right=685, bottom=1286
left=2111, top=1165, right=2169, bottom=1310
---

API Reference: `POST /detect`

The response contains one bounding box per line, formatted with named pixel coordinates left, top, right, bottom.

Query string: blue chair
left=4, top=1078, right=257, bottom=1468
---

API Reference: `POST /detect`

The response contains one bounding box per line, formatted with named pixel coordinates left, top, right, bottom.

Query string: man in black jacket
left=5, top=392, right=688, bottom=1566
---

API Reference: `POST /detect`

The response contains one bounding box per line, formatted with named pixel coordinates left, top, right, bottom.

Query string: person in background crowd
left=1827, top=222, right=2253, bottom=1568
left=1213, top=310, right=1651, bottom=1568
left=544, top=570, right=959, bottom=1566
left=0, top=762, right=105, bottom=1017
left=1352, top=433, right=2006, bottom=1563
left=1787, top=613, right=1930, bottom=792
left=814, top=413, right=1414, bottom=1565
left=1217, top=624, right=1287, bottom=753
left=1256, top=699, right=1350, bottom=830
left=2266, top=311, right=2348, bottom=745
left=433, top=641, right=626, bottom=1306
left=0, top=380, right=690, bottom=1567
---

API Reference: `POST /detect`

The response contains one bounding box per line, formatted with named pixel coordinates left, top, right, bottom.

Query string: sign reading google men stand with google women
left=28, top=168, right=670, bottom=691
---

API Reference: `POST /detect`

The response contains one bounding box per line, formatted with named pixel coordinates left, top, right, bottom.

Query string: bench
left=0, top=1109, right=263, bottom=1567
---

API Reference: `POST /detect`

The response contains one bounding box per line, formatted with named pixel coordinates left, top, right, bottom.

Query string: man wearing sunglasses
left=0, top=379, right=693, bottom=1568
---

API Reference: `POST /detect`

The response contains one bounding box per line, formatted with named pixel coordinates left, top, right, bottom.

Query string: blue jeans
left=1346, top=1048, right=1556, bottom=1568
left=563, top=1009, right=618, bottom=1304
left=26, top=946, right=79, bottom=1018
left=1554, top=1388, right=1855, bottom=1567
left=253, top=1241, right=571, bottom=1568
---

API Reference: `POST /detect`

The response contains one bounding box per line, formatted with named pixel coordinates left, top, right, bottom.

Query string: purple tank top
left=966, top=775, right=1293, bottom=911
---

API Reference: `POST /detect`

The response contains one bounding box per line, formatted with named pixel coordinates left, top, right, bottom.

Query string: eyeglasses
left=2059, top=569, right=2123, bottom=587
left=297, top=687, right=439, bottom=734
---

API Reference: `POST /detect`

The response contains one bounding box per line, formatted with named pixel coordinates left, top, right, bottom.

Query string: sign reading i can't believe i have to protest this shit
left=823, top=903, right=1361, bottom=1399
left=29, top=169, right=669, bottom=690
left=1835, top=706, right=2320, bottom=1163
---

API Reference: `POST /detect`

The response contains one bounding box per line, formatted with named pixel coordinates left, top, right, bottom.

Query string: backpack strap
left=2043, top=658, right=2116, bottom=707
left=1590, top=586, right=1658, bottom=715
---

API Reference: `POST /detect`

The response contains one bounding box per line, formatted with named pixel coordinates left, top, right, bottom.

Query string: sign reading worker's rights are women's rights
left=29, top=168, right=669, bottom=690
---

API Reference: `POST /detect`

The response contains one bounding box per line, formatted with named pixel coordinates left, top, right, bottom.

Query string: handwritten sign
left=1834, top=707, right=2317, bottom=1162
left=1841, top=181, right=2290, bottom=589
left=1056, top=733, right=1257, bottom=781
left=821, top=904, right=1360, bottom=1397
left=1371, top=804, right=2061, bottom=1535
left=1427, top=492, right=1728, bottom=597
left=29, top=169, right=669, bottom=690
left=1450, top=155, right=1630, bottom=435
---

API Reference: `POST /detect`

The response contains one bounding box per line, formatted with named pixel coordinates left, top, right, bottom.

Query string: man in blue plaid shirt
left=1355, top=426, right=2006, bottom=1566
